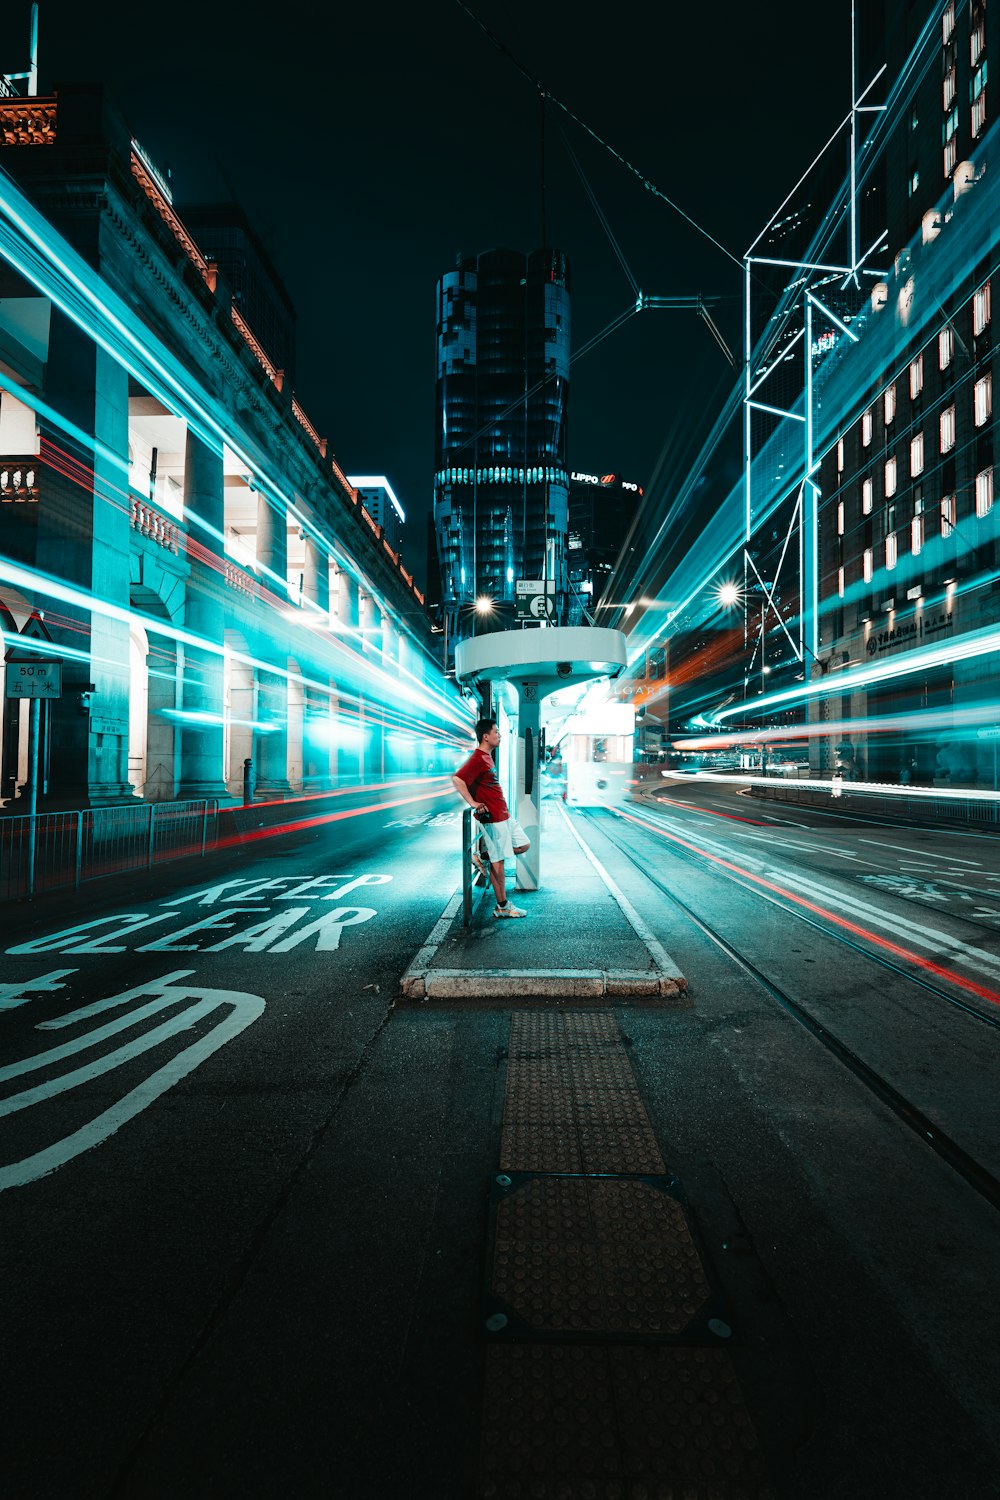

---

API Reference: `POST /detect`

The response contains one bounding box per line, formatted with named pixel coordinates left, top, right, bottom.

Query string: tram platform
left=399, top=799, right=688, bottom=1001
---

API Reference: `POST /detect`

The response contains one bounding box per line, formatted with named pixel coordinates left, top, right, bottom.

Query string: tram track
left=631, top=797, right=1000, bottom=1023
left=580, top=806, right=1000, bottom=1215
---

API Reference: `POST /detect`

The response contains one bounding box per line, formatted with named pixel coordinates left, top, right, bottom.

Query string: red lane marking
left=649, top=795, right=768, bottom=827
left=246, top=776, right=450, bottom=810
left=220, top=787, right=452, bottom=849
left=616, top=807, right=1000, bottom=1008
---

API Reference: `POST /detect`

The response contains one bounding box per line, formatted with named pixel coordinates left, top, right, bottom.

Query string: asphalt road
left=1, top=780, right=998, bottom=1499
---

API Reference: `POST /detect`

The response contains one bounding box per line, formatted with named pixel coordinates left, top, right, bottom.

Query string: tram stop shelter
left=453, top=626, right=628, bottom=892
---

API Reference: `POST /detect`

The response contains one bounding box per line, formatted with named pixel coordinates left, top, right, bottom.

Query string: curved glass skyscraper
left=434, top=248, right=570, bottom=644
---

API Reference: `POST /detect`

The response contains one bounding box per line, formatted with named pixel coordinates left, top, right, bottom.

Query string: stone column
left=256, top=491, right=288, bottom=600
left=178, top=430, right=230, bottom=799
left=255, top=667, right=294, bottom=798
left=302, top=536, right=330, bottom=617
left=34, top=311, right=132, bottom=806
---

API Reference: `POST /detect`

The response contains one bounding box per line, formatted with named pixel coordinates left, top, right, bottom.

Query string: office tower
left=567, top=468, right=643, bottom=624
left=348, top=476, right=405, bottom=553
left=180, top=203, right=297, bottom=385
left=434, top=248, right=570, bottom=643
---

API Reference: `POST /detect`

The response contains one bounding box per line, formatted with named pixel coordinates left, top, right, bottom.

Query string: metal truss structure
left=742, top=3, right=887, bottom=679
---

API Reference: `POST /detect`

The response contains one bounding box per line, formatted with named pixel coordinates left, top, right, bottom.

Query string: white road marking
left=0, top=970, right=77, bottom=1011
left=558, top=804, right=679, bottom=975
left=0, top=971, right=265, bottom=1192
left=859, top=838, right=981, bottom=866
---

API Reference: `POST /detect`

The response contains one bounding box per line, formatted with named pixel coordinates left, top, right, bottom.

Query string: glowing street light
left=475, top=595, right=494, bottom=616
left=716, top=581, right=741, bottom=608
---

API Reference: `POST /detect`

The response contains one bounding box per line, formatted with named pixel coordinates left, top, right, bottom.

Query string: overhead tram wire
left=557, top=123, right=641, bottom=301
left=452, top=0, right=745, bottom=274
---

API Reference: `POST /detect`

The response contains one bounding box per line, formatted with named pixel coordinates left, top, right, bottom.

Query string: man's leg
left=489, top=860, right=506, bottom=904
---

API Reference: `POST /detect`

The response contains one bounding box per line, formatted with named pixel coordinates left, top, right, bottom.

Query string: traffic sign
left=515, top=580, right=555, bottom=621
left=5, top=659, right=62, bottom=699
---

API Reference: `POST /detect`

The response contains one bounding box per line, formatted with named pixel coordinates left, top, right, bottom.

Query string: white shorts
left=478, top=816, right=529, bottom=864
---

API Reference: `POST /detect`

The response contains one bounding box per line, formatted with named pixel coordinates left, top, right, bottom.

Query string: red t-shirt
left=456, top=749, right=509, bottom=823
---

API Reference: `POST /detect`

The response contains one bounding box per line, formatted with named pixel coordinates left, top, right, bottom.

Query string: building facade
left=347, top=477, right=405, bottom=554
left=434, top=248, right=570, bottom=646
left=815, top=0, right=999, bottom=786
left=0, top=84, right=466, bottom=809
left=566, top=469, right=642, bottom=625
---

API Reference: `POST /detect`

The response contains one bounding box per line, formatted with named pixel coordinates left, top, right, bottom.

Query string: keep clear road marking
left=0, top=970, right=266, bottom=1193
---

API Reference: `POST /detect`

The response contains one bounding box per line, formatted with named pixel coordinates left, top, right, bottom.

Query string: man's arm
left=451, top=772, right=487, bottom=814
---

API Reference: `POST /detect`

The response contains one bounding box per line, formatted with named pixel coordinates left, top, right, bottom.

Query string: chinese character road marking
left=0, top=970, right=265, bottom=1192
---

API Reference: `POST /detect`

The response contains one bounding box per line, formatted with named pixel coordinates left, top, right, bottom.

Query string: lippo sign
left=6, top=873, right=392, bottom=956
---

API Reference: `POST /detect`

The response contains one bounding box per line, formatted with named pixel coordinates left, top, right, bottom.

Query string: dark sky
left=1, top=1, right=853, bottom=587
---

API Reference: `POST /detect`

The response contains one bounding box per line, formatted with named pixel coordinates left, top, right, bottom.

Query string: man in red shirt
left=452, top=717, right=530, bottom=918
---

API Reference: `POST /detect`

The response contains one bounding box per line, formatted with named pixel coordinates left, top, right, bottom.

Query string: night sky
left=1, top=1, right=850, bottom=588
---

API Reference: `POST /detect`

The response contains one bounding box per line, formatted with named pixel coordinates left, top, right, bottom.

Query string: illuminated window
left=971, top=20, right=985, bottom=65
left=837, top=437, right=845, bottom=472
left=862, top=477, right=874, bottom=513
left=973, top=281, right=991, bottom=335
left=861, top=409, right=873, bottom=446
left=863, top=548, right=874, bottom=582
left=943, top=66, right=956, bottom=110
left=909, top=355, right=924, bottom=399
left=884, top=385, right=896, bottom=425
left=944, top=104, right=959, bottom=142
left=941, top=493, right=957, bottom=534
left=911, top=497, right=925, bottom=555
left=943, top=0, right=954, bottom=43
left=837, top=501, right=845, bottom=535
left=939, top=326, right=953, bottom=369
left=972, top=91, right=987, bottom=137
left=944, top=138, right=958, bottom=177
left=940, top=405, right=956, bottom=451
left=974, top=373, right=992, bottom=426
left=885, top=457, right=897, bottom=497
left=909, top=168, right=920, bottom=197
left=976, top=467, right=994, bottom=517
left=910, top=433, right=925, bottom=476
left=885, top=532, right=898, bottom=570
left=837, top=566, right=845, bottom=598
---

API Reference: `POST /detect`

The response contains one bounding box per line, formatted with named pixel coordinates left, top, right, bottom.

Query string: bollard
left=243, top=758, right=255, bottom=806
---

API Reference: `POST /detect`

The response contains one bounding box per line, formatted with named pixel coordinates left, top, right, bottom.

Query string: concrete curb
left=399, top=967, right=689, bottom=1002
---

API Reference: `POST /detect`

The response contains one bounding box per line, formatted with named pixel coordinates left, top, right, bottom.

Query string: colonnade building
left=0, top=84, right=467, bottom=808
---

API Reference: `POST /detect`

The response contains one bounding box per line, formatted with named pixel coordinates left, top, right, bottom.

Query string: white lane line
left=625, top=806, right=1000, bottom=986
left=398, top=885, right=466, bottom=992
left=859, top=838, right=981, bottom=866
left=772, top=868, right=1000, bottom=982
left=558, top=803, right=681, bottom=977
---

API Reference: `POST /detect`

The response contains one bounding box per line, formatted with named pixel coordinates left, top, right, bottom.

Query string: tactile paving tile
left=491, top=1176, right=712, bottom=1339
left=479, top=1344, right=775, bottom=1499
left=501, top=1011, right=666, bottom=1175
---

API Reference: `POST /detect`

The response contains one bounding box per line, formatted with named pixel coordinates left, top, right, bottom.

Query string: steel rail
left=582, top=809, right=1000, bottom=1216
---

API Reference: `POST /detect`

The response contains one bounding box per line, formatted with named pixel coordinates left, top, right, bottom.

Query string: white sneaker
left=493, top=901, right=526, bottom=919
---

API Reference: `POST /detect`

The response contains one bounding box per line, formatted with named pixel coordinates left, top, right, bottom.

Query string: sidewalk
left=400, top=800, right=688, bottom=1001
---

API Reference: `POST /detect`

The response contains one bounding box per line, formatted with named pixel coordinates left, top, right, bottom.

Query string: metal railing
left=748, top=781, right=1000, bottom=827
left=0, top=798, right=219, bottom=902
left=462, top=806, right=472, bottom=927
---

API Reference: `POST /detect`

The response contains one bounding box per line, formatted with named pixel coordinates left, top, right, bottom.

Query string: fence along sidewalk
left=0, top=799, right=218, bottom=902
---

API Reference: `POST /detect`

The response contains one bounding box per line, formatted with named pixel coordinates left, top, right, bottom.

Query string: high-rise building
left=180, top=203, right=297, bottom=386
left=434, top=248, right=570, bottom=645
left=567, top=469, right=643, bottom=625
left=347, top=476, right=405, bottom=553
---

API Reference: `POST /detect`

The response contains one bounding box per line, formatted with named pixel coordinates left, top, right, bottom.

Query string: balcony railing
left=1, top=458, right=39, bottom=501
left=0, top=97, right=57, bottom=146
left=130, top=497, right=180, bottom=553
